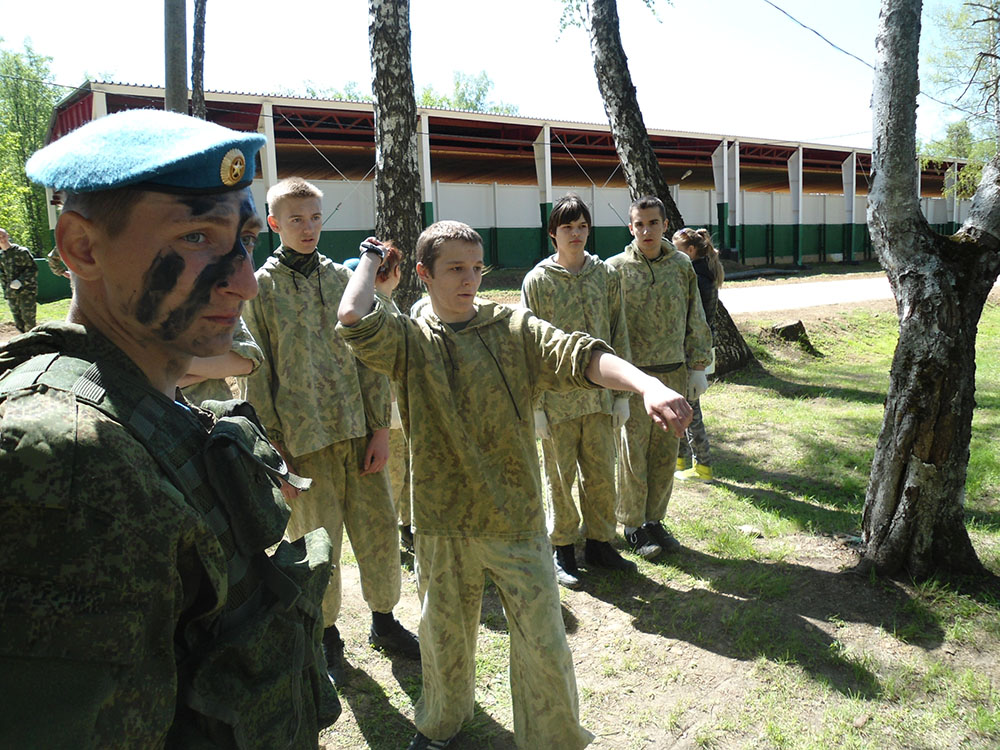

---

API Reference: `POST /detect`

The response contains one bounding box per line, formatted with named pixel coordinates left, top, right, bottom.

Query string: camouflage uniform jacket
left=338, top=300, right=613, bottom=539
left=244, top=249, right=391, bottom=458
left=521, top=252, right=631, bottom=424
left=0, top=243, right=37, bottom=297
left=607, top=239, right=712, bottom=370
left=182, top=316, right=264, bottom=405
left=0, top=323, right=333, bottom=748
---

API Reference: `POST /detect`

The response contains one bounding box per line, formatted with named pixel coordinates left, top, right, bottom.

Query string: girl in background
left=673, top=228, right=724, bottom=482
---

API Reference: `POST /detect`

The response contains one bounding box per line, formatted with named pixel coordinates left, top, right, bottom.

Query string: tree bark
left=862, top=0, right=1000, bottom=579
left=164, top=0, right=187, bottom=114
left=191, top=0, right=207, bottom=120
left=369, top=0, right=424, bottom=314
left=586, top=0, right=756, bottom=376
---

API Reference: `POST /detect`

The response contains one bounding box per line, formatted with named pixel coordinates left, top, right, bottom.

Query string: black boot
left=322, top=624, right=346, bottom=687
left=553, top=544, right=581, bottom=589
left=584, top=539, right=637, bottom=573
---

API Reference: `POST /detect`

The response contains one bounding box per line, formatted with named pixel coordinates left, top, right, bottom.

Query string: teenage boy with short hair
left=608, top=196, right=713, bottom=558
left=521, top=193, right=635, bottom=588
left=244, top=177, right=418, bottom=684
left=337, top=220, right=692, bottom=750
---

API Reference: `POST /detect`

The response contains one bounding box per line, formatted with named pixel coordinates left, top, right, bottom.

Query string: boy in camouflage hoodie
left=521, top=193, right=635, bottom=587
left=608, top=196, right=713, bottom=558
left=338, top=221, right=692, bottom=750
left=244, top=177, right=418, bottom=684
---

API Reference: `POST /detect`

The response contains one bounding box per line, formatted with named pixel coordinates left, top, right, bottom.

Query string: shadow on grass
left=586, top=547, right=946, bottom=700
left=341, top=662, right=517, bottom=750
left=721, top=364, right=888, bottom=407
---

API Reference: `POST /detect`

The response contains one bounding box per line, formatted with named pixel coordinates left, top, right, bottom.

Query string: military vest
left=0, top=351, right=339, bottom=748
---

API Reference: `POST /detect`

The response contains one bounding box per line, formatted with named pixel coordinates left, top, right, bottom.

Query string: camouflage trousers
left=387, top=427, right=411, bottom=526
left=413, top=534, right=594, bottom=749
left=676, top=397, right=711, bottom=466
left=289, top=437, right=401, bottom=626
left=541, top=412, right=617, bottom=545
left=616, top=367, right=687, bottom=528
left=5, top=286, right=36, bottom=333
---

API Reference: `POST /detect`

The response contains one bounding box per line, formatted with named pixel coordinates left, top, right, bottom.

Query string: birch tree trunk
left=369, top=0, right=424, bottom=314
left=586, top=0, right=756, bottom=375
left=164, top=0, right=187, bottom=114
left=862, top=0, right=1000, bottom=579
left=191, top=0, right=207, bottom=120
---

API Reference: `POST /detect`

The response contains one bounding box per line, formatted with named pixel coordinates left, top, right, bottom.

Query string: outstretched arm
left=585, top=351, right=692, bottom=436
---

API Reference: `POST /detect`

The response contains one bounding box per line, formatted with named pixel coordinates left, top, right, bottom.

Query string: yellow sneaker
left=676, top=456, right=692, bottom=471
left=675, top=463, right=713, bottom=482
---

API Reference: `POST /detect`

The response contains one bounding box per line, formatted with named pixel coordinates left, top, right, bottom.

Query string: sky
left=1, top=0, right=962, bottom=150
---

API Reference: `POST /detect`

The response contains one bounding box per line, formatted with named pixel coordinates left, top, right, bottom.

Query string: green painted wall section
left=422, top=202, right=434, bottom=228
left=35, top=259, right=71, bottom=303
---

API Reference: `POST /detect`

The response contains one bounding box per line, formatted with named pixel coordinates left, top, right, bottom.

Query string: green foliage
left=418, top=70, right=518, bottom=115
left=921, top=119, right=998, bottom=199
left=0, top=39, right=59, bottom=254
left=924, top=2, right=1000, bottom=139
left=558, top=0, right=665, bottom=32
left=303, top=80, right=373, bottom=102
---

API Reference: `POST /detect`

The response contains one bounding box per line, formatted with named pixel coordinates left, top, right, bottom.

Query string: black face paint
left=156, top=196, right=256, bottom=341
left=136, top=251, right=186, bottom=325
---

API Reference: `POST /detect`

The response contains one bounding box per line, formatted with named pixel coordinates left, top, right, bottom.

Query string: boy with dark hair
left=244, top=176, right=418, bottom=685
left=521, top=193, right=634, bottom=587
left=337, top=220, right=692, bottom=750
left=608, top=196, right=713, bottom=558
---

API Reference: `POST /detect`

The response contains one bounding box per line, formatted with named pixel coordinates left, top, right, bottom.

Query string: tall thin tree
left=862, top=0, right=1000, bottom=579
left=164, top=0, right=187, bottom=114
left=191, top=0, right=207, bottom=120
left=369, top=0, right=424, bottom=314
left=582, top=0, right=755, bottom=376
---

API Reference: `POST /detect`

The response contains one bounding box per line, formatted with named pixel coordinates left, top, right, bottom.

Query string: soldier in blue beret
left=0, top=109, right=339, bottom=748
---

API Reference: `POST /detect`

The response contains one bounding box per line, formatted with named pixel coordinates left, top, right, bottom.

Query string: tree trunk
left=191, top=0, right=207, bottom=120
left=586, top=0, right=756, bottom=376
left=164, top=0, right=187, bottom=114
left=369, top=0, right=424, bottom=315
left=862, top=0, right=1000, bottom=579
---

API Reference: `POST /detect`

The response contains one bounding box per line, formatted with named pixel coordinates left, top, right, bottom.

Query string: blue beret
left=343, top=257, right=361, bottom=271
left=26, top=109, right=267, bottom=194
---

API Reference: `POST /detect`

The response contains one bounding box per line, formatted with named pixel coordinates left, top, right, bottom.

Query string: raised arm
left=338, top=237, right=383, bottom=326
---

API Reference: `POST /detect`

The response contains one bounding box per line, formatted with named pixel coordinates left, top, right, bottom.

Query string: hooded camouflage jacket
left=607, top=239, right=712, bottom=370
left=520, top=251, right=630, bottom=424
left=338, top=300, right=612, bottom=539
left=245, top=249, right=391, bottom=458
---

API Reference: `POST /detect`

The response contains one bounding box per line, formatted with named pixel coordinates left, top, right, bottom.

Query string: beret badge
left=220, top=148, right=246, bottom=186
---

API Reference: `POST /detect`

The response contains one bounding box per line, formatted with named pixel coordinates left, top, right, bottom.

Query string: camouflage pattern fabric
left=376, top=291, right=411, bottom=525
left=677, top=397, right=711, bottom=466
left=413, top=534, right=594, bottom=749
left=521, top=253, right=628, bottom=546
left=541, top=411, right=618, bottom=545
left=291, top=438, right=401, bottom=626
left=339, top=300, right=604, bottom=747
left=520, top=253, right=630, bottom=423
left=606, top=239, right=712, bottom=370
left=0, top=243, right=37, bottom=332
left=244, top=249, right=391, bottom=456
left=46, top=246, right=68, bottom=278
left=617, top=367, right=688, bottom=527
left=0, top=323, right=330, bottom=748
left=338, top=300, right=613, bottom=539
left=182, top=316, right=264, bottom=405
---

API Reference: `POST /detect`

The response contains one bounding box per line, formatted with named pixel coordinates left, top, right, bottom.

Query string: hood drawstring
left=639, top=248, right=656, bottom=287
left=475, top=329, right=522, bottom=421
left=317, top=267, right=325, bottom=306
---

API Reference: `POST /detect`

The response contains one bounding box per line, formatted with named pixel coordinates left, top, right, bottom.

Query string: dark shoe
left=407, top=732, right=454, bottom=749
left=644, top=521, right=681, bottom=553
left=624, top=526, right=662, bottom=559
left=553, top=544, right=582, bottom=589
left=400, top=524, right=414, bottom=553
left=323, top=625, right=347, bottom=687
left=584, top=539, right=637, bottom=573
left=369, top=618, right=421, bottom=660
